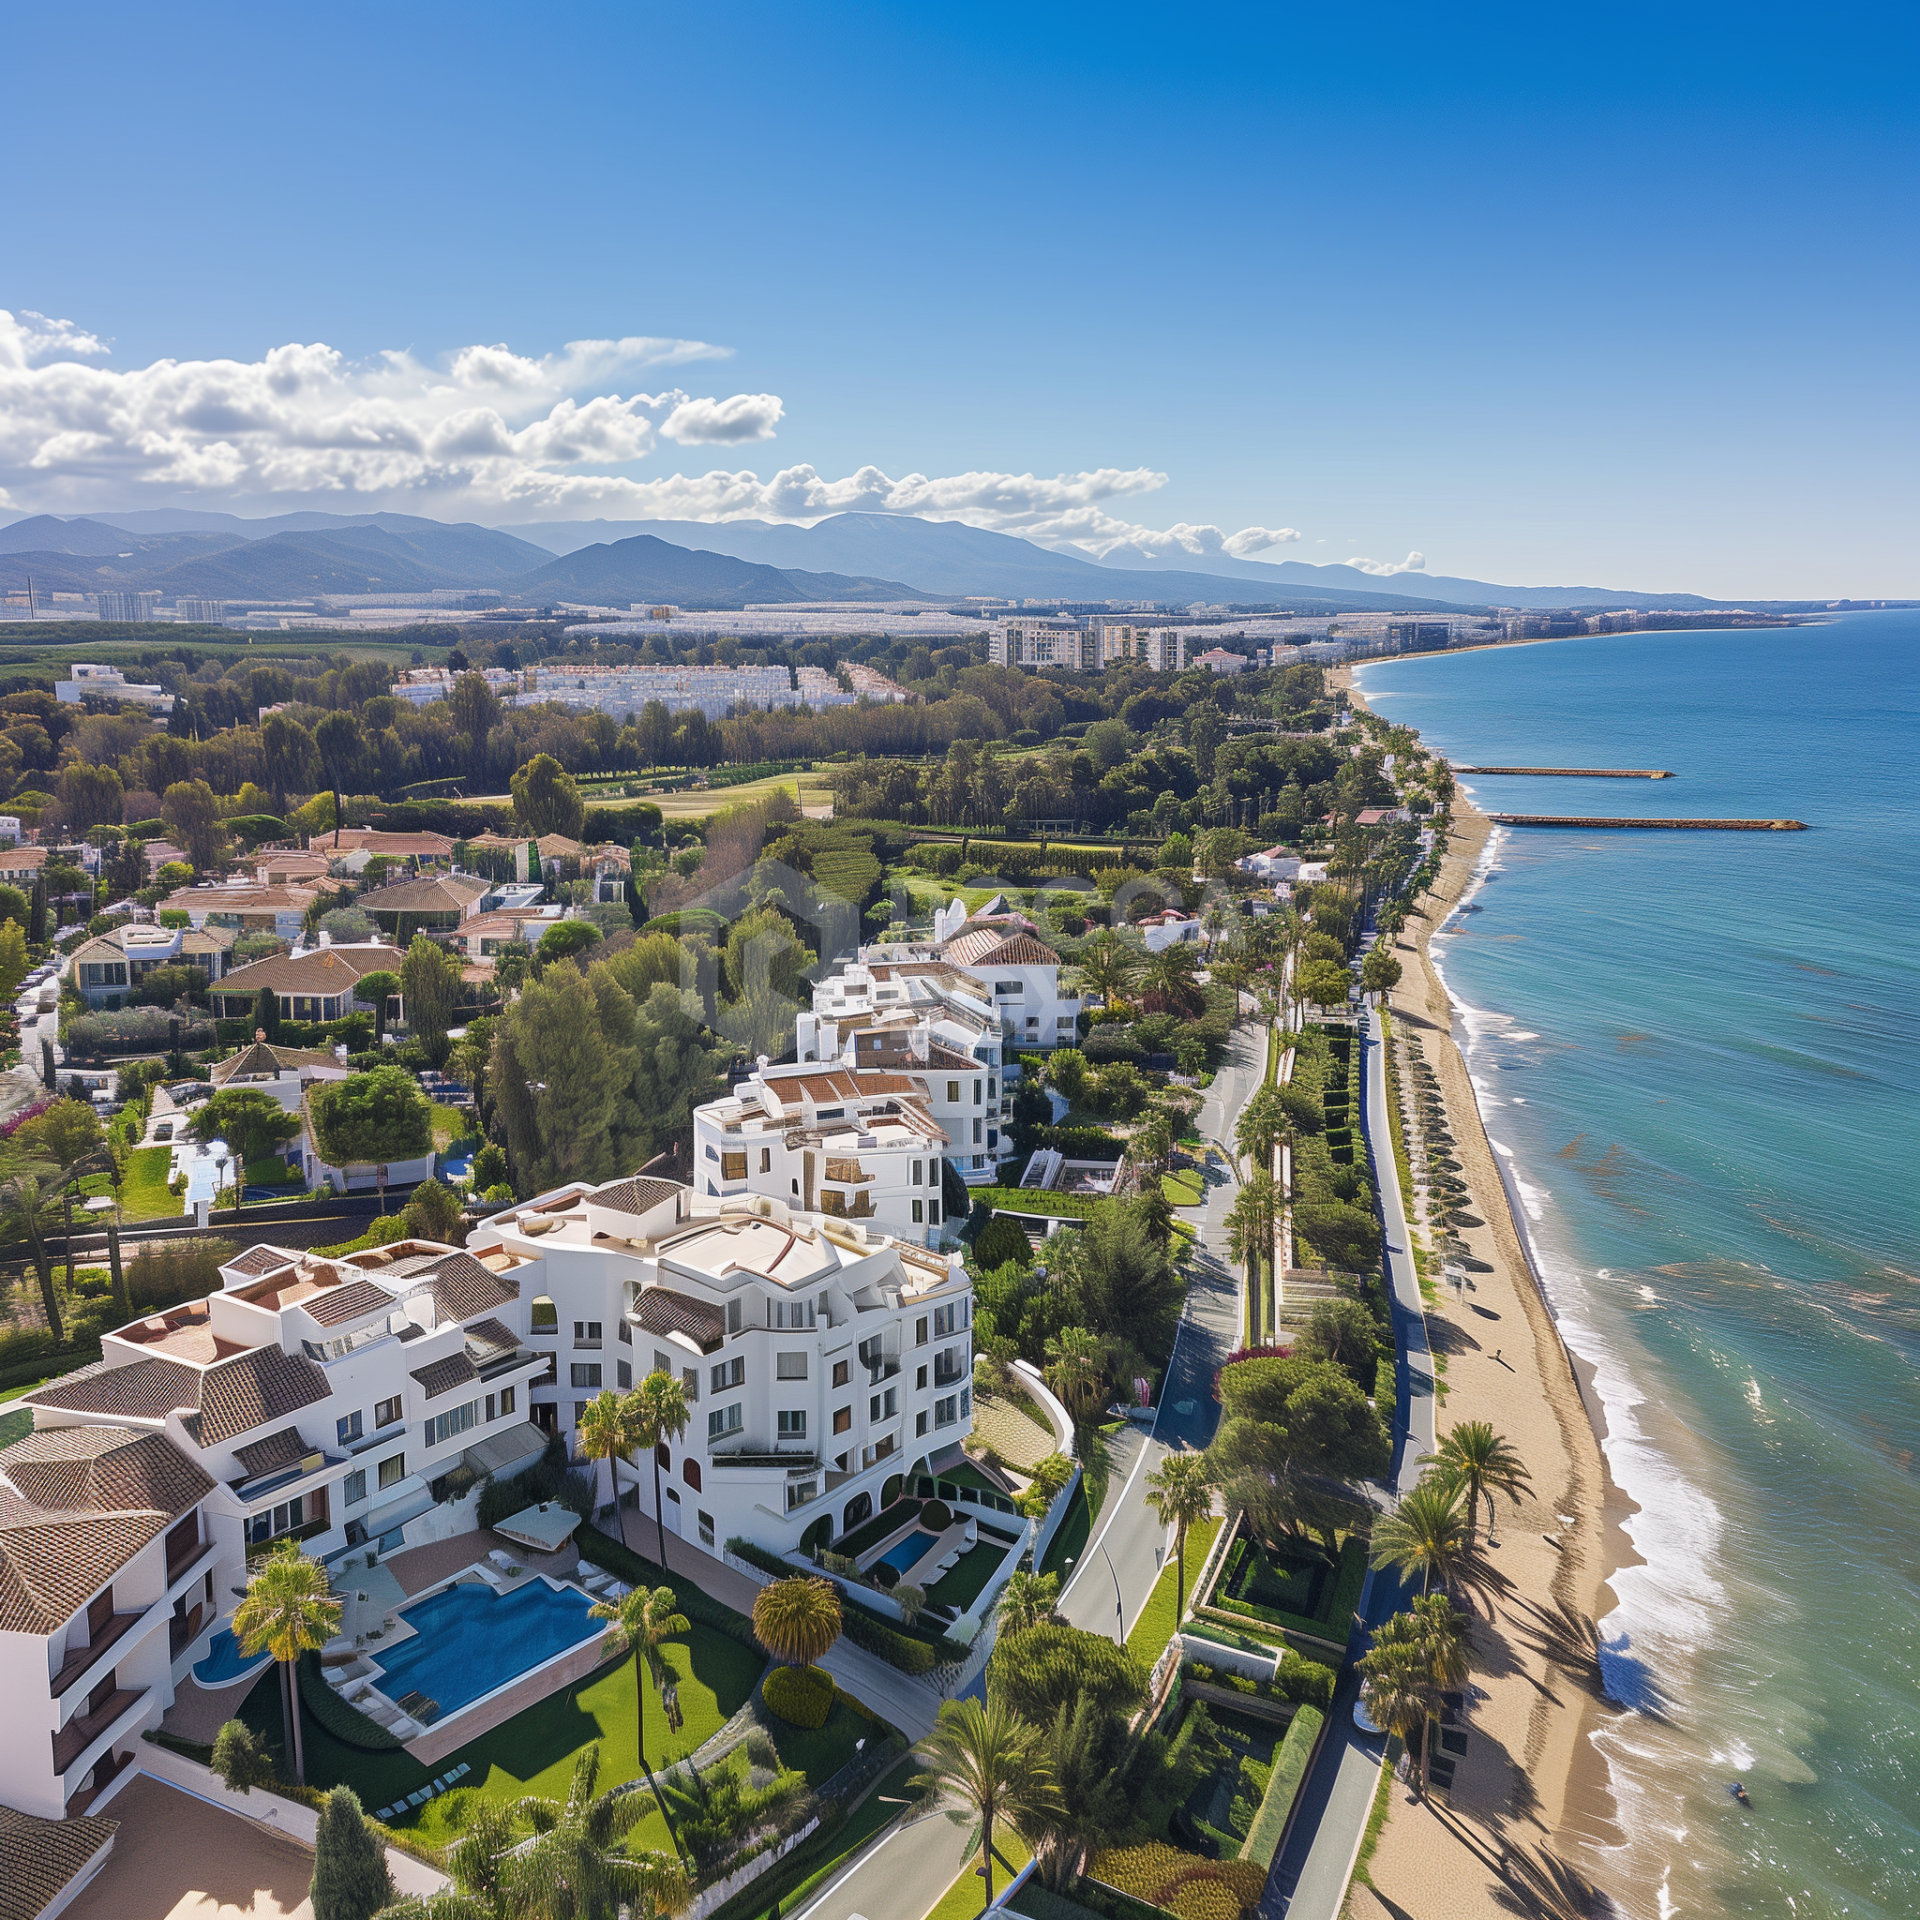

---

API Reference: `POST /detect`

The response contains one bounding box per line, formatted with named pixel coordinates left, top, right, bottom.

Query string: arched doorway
left=843, top=1491, right=872, bottom=1534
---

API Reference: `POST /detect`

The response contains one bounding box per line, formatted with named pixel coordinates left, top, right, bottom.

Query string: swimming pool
left=371, top=1580, right=602, bottom=1720
left=192, top=1627, right=273, bottom=1688
left=875, top=1529, right=937, bottom=1575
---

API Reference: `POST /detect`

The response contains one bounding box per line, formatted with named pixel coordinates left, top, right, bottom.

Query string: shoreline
left=1336, top=665, right=1629, bottom=1915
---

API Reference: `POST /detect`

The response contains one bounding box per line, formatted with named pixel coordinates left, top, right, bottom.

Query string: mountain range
left=0, top=505, right=1741, bottom=613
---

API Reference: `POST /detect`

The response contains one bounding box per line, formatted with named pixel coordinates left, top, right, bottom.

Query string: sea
left=1355, top=611, right=1920, bottom=1920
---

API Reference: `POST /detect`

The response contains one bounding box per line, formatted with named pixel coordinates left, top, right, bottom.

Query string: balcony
left=166, top=1536, right=217, bottom=1590
left=933, top=1358, right=967, bottom=1389
left=709, top=1447, right=819, bottom=1471
left=50, top=1615, right=144, bottom=1699
left=168, top=1601, right=207, bottom=1661
left=53, top=1687, right=148, bottom=1776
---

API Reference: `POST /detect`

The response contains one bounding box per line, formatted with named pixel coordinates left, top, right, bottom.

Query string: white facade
left=68, top=921, right=235, bottom=1008
left=1140, top=911, right=1203, bottom=953
left=468, top=1181, right=974, bottom=1556
left=55, top=663, right=174, bottom=711
left=987, top=618, right=1095, bottom=671
left=1238, top=846, right=1304, bottom=882
left=519, top=662, right=830, bottom=721
left=1092, top=623, right=1188, bottom=672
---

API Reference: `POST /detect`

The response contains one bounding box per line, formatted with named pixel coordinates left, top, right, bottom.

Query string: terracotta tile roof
left=971, top=933, right=1062, bottom=967
left=359, top=873, right=488, bottom=915
left=634, top=1286, right=725, bottom=1352
left=226, top=1244, right=299, bottom=1277
left=0, top=1805, right=119, bottom=1920
left=231, top=1425, right=312, bottom=1479
left=416, top=1252, right=520, bottom=1320
left=0, top=1428, right=213, bottom=1634
left=22, top=1355, right=202, bottom=1422
left=300, top=1277, right=395, bottom=1329
left=183, top=1345, right=330, bottom=1447
left=463, top=1317, right=519, bottom=1361
left=210, top=1041, right=341, bottom=1086
left=591, top=1176, right=687, bottom=1219
left=214, top=945, right=404, bottom=996
left=324, top=828, right=456, bottom=857
left=768, top=1070, right=859, bottom=1107
left=411, top=1351, right=479, bottom=1399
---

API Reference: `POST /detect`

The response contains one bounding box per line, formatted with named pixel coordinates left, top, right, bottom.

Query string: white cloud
left=661, top=393, right=784, bottom=445
left=1344, top=550, right=1427, bottom=575
left=0, top=309, right=1325, bottom=564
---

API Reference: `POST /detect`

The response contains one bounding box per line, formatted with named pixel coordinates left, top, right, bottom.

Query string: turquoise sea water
left=1357, top=613, right=1920, bottom=1920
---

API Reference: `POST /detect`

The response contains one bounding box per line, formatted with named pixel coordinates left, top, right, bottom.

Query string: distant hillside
left=496, top=512, right=1468, bottom=612
left=511, top=535, right=933, bottom=609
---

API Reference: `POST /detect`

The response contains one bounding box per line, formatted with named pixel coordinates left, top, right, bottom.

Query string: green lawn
left=119, top=1145, right=179, bottom=1219
left=764, top=1694, right=871, bottom=1787
left=1039, top=1480, right=1091, bottom=1580
left=1124, top=1516, right=1224, bottom=1666
left=1161, top=1172, right=1204, bottom=1207
left=925, top=1827, right=1032, bottom=1920
left=243, top=1621, right=762, bottom=1853
left=924, top=1540, right=1008, bottom=1614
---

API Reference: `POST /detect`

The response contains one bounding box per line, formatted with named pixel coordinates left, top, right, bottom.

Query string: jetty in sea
left=1454, top=765, right=1675, bottom=778
left=1488, top=815, right=1806, bottom=831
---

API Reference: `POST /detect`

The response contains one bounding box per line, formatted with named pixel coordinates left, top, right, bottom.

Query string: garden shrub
left=1238, top=1705, right=1323, bottom=1867
left=762, top=1663, right=834, bottom=1729
left=297, top=1653, right=403, bottom=1751
left=837, top=1607, right=937, bottom=1674
left=969, top=1215, right=1033, bottom=1271
left=918, top=1497, right=953, bottom=1532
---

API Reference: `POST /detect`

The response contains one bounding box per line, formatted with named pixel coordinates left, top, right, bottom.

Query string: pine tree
left=309, top=1786, right=392, bottom=1920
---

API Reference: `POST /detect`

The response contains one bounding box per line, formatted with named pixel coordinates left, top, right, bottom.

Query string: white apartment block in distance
left=55, top=663, right=175, bottom=712
left=693, top=1060, right=952, bottom=1246
left=987, top=617, right=1097, bottom=670
left=467, top=1180, right=974, bottom=1556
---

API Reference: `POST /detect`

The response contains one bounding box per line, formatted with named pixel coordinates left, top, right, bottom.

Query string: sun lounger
left=450, top=1762, right=471, bottom=1780
left=375, top=1804, right=398, bottom=1821
left=407, top=1788, right=430, bottom=1806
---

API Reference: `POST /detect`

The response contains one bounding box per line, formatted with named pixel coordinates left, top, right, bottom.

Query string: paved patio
left=381, top=1526, right=580, bottom=1596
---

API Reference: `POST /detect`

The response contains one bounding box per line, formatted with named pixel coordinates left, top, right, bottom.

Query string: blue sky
left=4, top=1, right=1914, bottom=597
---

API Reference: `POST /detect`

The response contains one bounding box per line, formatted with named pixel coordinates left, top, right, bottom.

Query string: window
left=773, top=1300, right=815, bottom=1329
left=654, top=1350, right=673, bottom=1377
left=485, top=1393, right=496, bottom=1421
left=1026, top=1017, right=1038, bottom=1028
left=776, top=1352, right=808, bottom=1380
left=946, top=1081, right=960, bottom=1103
left=831, top=1358, right=850, bottom=1388
left=961, top=1386, right=972, bottom=1417
left=530, top=1296, right=558, bottom=1334
left=916, top=1365, right=927, bottom=1391
left=934, top=1302, right=962, bottom=1338
left=374, top=1395, right=402, bottom=1428
left=821, top=1189, right=846, bottom=1216
left=935, top=1395, right=958, bottom=1429
left=500, top=1386, right=515, bottom=1416
left=711, top=1356, right=745, bottom=1393
left=833, top=1406, right=852, bottom=1435
left=726, top=1298, right=743, bottom=1334
left=575, top=1402, right=588, bottom=1424
left=869, top=1392, right=881, bottom=1421
left=617, top=1320, right=632, bottom=1345
left=885, top=1387, right=897, bottom=1417
left=617, top=1360, right=632, bottom=1390
left=698, top=1509, right=715, bottom=1547
left=974, top=1080, right=983, bottom=1104
left=760, top=1147, right=771, bottom=1172
left=378, top=1452, right=406, bottom=1489
left=1058, top=1016, right=1076, bottom=1029
left=988, top=1078, right=997, bottom=1100
left=343, top=1469, right=367, bottom=1507
left=911, top=1160, right=923, bottom=1185
left=916, top=1411, right=929, bottom=1437
left=682, top=1367, right=699, bottom=1401
left=994, top=982, right=1019, bottom=997
left=916, top=1316, right=928, bottom=1346
left=930, top=1200, right=940, bottom=1225
left=973, top=1119, right=982, bottom=1144
left=683, top=1458, right=701, bottom=1491
left=708, top=1403, right=743, bottom=1440
left=573, top=1320, right=603, bottom=1344
left=426, top=1400, right=478, bottom=1448
left=777, top=1410, right=807, bottom=1439
left=786, top=1479, right=818, bottom=1510
left=721, top=1152, right=747, bottom=1182
left=571, top=1363, right=602, bottom=1389
left=336, top=1411, right=363, bottom=1446
left=912, top=1199, right=923, bottom=1223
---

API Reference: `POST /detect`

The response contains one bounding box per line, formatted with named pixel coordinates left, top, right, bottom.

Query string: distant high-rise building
left=94, top=590, right=160, bottom=623
left=173, top=598, right=226, bottom=624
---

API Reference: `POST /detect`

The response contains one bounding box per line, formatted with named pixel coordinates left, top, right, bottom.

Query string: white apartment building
left=55, top=663, right=174, bottom=712
left=519, top=662, right=845, bottom=722
left=799, top=956, right=1015, bottom=1179
left=692, top=1062, right=950, bottom=1246
left=467, top=1180, right=974, bottom=1554
left=0, top=1424, right=235, bottom=1821
left=172, top=600, right=226, bottom=624
left=392, top=666, right=524, bottom=707
left=794, top=665, right=856, bottom=710
left=987, top=618, right=1096, bottom=671
left=1092, top=623, right=1188, bottom=672
left=911, top=904, right=1080, bottom=1051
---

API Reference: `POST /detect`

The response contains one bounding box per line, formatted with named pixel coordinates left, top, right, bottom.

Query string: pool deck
left=383, top=1527, right=581, bottom=1595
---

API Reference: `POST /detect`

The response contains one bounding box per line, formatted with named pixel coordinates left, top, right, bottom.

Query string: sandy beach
left=1336, top=668, right=1627, bottom=1919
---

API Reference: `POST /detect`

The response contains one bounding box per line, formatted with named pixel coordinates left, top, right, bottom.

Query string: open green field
left=642, top=770, right=836, bottom=820
left=119, top=1145, right=180, bottom=1218
left=0, top=629, right=442, bottom=673
left=1161, top=1171, right=1204, bottom=1207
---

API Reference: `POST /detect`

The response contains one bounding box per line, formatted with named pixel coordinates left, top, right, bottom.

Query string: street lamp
left=1099, top=1542, right=1124, bottom=1642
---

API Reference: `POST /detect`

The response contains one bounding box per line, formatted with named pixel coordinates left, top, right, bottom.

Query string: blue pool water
left=372, top=1579, right=602, bottom=1719
left=193, top=1627, right=272, bottom=1687
left=876, top=1529, right=937, bottom=1574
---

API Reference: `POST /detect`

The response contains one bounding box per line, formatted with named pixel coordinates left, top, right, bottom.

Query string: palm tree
left=0, top=1161, right=67, bottom=1343
left=576, top=1389, right=626, bottom=1519
left=592, top=1584, right=688, bottom=1801
left=1027, top=1695, right=1128, bottom=1890
left=1233, top=1084, right=1285, bottom=1178
left=1143, top=1448, right=1215, bottom=1626
left=912, top=1697, right=1061, bottom=1906
left=1140, top=944, right=1205, bottom=1019
left=510, top=1746, right=690, bottom=1920
left=1042, top=1326, right=1110, bottom=1425
left=1357, top=1615, right=1444, bottom=1799
left=1421, top=1421, right=1532, bottom=1556
left=1077, top=931, right=1139, bottom=1007
left=993, top=1570, right=1063, bottom=1636
left=1224, top=1169, right=1278, bottom=1285
left=1368, top=1473, right=1469, bottom=1597
left=624, top=1371, right=692, bottom=1568
left=751, top=1576, right=841, bottom=1667
left=232, top=1540, right=342, bottom=1785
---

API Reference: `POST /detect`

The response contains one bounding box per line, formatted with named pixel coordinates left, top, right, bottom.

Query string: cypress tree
left=308, top=1785, right=392, bottom=1920
left=252, top=986, right=281, bottom=1046
left=27, top=881, right=45, bottom=947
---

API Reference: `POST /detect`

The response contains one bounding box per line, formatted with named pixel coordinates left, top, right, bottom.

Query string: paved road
left=1058, top=1016, right=1265, bottom=1641
left=791, top=1803, right=978, bottom=1920
left=1266, top=1004, right=1432, bottom=1920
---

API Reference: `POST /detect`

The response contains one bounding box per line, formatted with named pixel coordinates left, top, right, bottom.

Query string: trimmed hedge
left=297, top=1651, right=404, bottom=1751
left=763, top=1662, right=834, bottom=1728
left=576, top=1523, right=761, bottom=1651
left=1239, top=1705, right=1324, bottom=1867
left=968, top=1186, right=1106, bottom=1221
